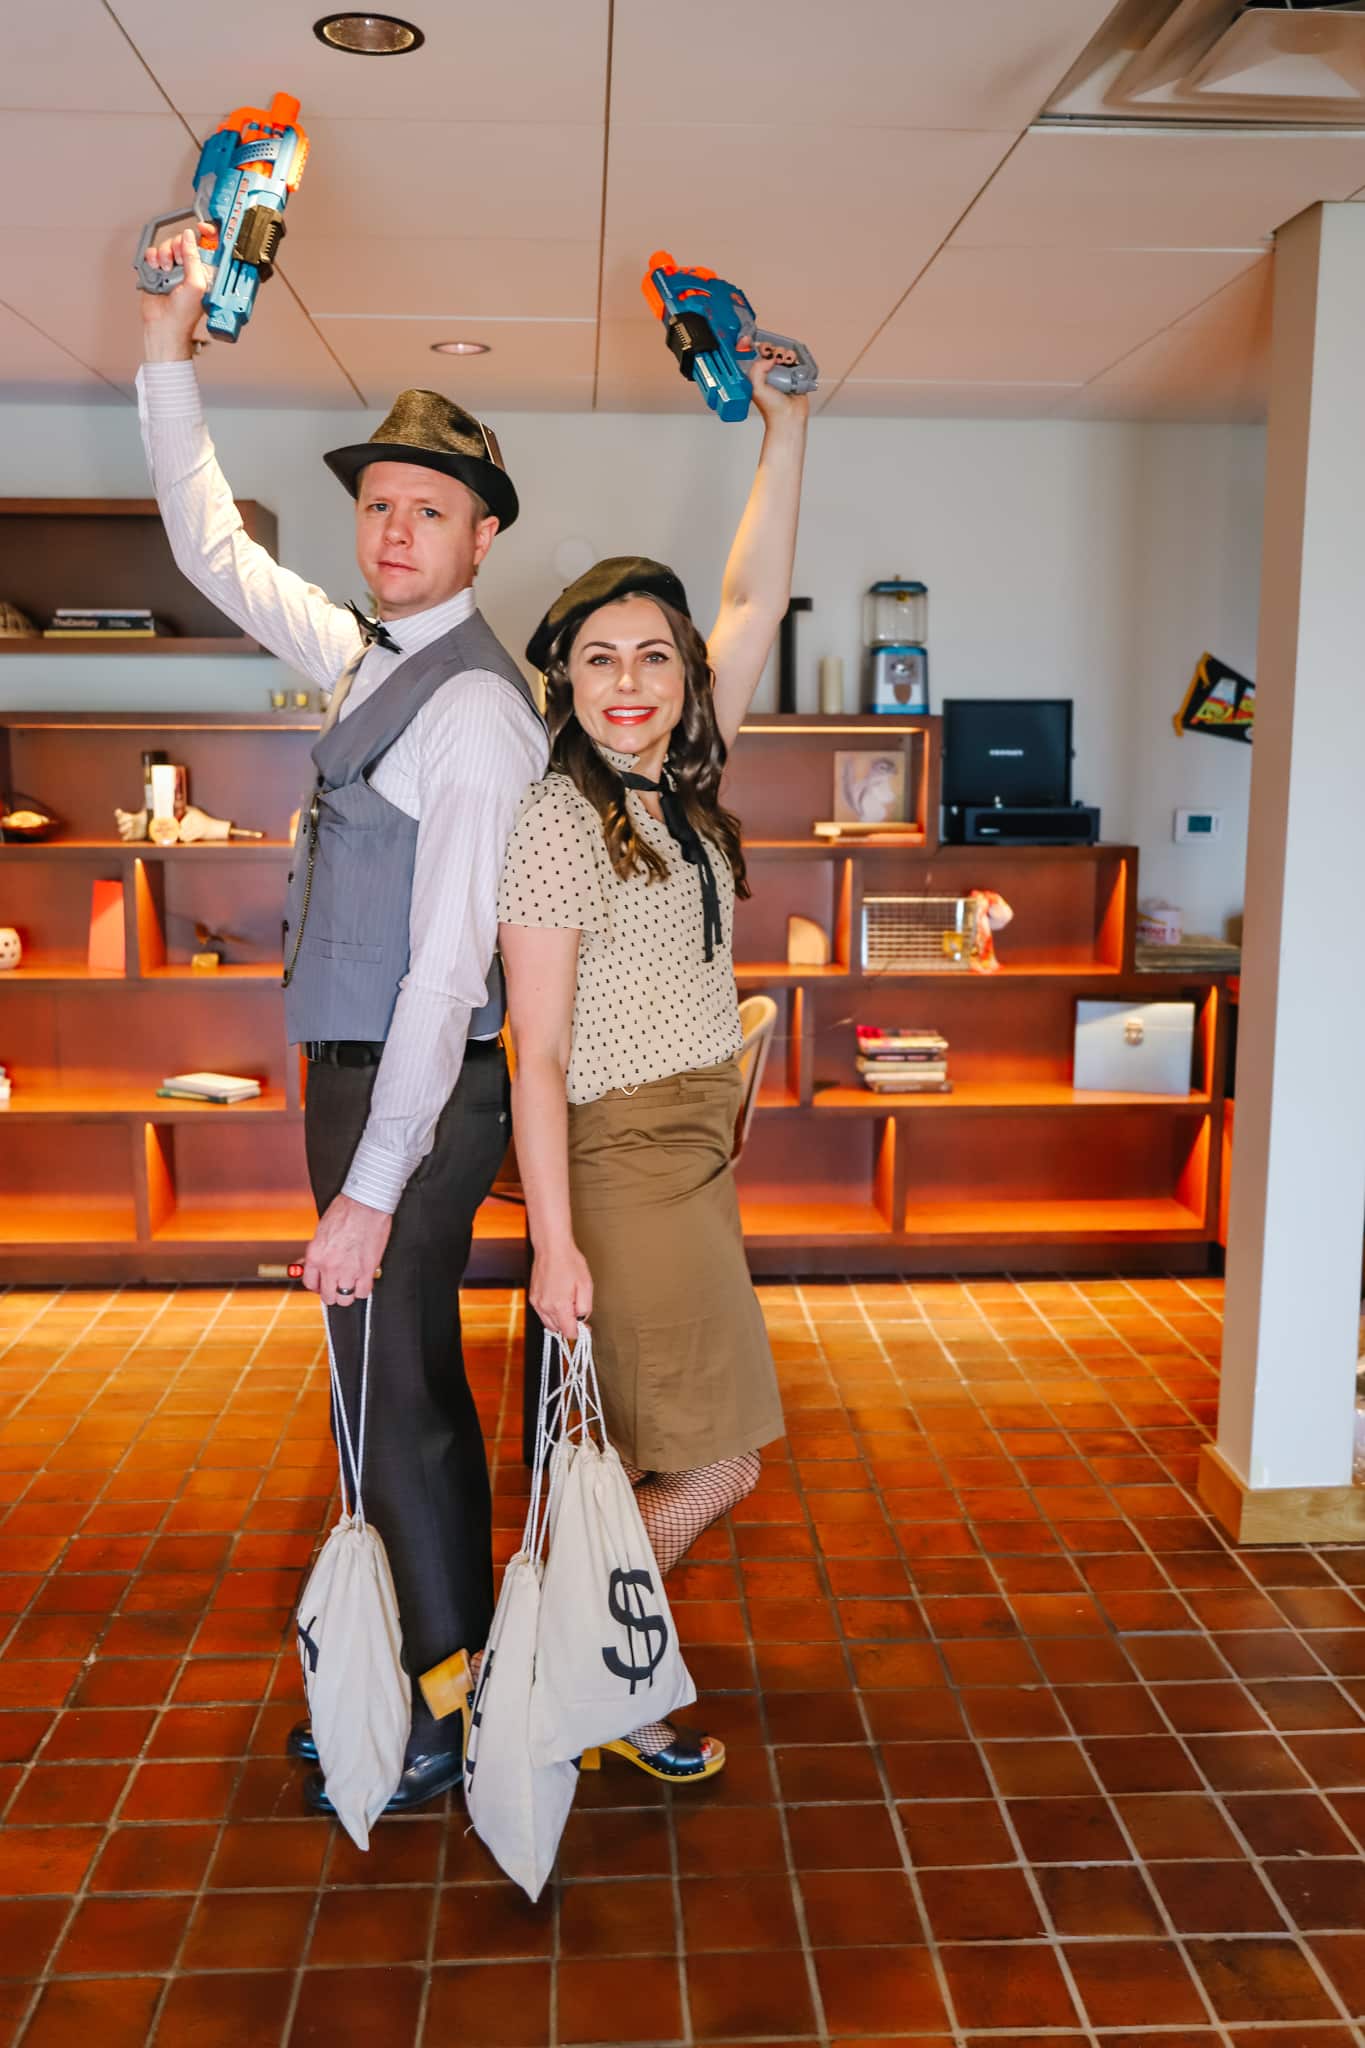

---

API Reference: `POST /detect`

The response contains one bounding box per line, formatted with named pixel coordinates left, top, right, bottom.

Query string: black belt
left=304, top=1037, right=501, bottom=1067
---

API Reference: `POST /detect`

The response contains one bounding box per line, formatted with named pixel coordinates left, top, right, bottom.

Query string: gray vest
left=282, top=608, right=543, bottom=1045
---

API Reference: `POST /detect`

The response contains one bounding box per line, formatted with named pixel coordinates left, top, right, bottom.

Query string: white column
left=1217, top=202, right=1365, bottom=1491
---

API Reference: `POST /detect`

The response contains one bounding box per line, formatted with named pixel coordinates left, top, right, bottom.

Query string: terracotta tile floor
left=4, top=1274, right=1365, bottom=2046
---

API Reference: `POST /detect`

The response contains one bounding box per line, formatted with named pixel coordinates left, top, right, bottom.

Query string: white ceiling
left=2, top=0, right=1364, bottom=420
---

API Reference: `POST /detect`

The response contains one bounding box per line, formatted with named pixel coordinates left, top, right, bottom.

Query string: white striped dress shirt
left=136, top=362, right=548, bottom=1214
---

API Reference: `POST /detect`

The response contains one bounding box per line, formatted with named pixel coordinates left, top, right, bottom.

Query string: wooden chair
left=734, top=994, right=779, bottom=1159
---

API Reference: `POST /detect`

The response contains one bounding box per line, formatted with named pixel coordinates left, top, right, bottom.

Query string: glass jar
left=864, top=578, right=927, bottom=649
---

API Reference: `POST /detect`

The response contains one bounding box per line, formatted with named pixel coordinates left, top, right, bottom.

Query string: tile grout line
left=132, top=1284, right=303, bottom=2046
left=9, top=1283, right=271, bottom=2044
left=797, top=1277, right=969, bottom=2048
left=724, top=1381, right=828, bottom=2048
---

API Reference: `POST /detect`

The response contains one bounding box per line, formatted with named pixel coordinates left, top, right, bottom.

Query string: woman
left=497, top=360, right=807, bottom=1781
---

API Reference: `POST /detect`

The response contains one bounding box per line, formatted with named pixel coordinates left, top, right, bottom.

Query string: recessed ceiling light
left=313, top=13, right=424, bottom=54
left=430, top=339, right=490, bottom=356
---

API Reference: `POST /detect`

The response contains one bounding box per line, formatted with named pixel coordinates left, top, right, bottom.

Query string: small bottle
left=148, top=763, right=181, bottom=846
left=142, top=749, right=168, bottom=812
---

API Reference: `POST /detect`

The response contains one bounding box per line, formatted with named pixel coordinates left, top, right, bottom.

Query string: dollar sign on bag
left=601, top=1567, right=667, bottom=1693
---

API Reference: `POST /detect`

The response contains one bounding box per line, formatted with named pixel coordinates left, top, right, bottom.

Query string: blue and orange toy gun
left=642, top=250, right=818, bottom=423
left=134, top=92, right=309, bottom=343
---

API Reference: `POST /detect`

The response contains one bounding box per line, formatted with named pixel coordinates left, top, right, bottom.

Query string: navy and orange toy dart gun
left=642, top=249, right=819, bottom=423
left=134, top=92, right=309, bottom=343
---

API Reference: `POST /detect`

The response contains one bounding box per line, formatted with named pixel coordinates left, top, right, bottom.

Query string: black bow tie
left=618, top=768, right=724, bottom=964
left=346, top=601, right=403, bottom=655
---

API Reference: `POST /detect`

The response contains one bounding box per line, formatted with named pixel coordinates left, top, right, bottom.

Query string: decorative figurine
left=0, top=602, right=35, bottom=638
left=0, top=796, right=59, bottom=843
left=177, top=806, right=265, bottom=844
left=0, top=927, right=23, bottom=971
left=193, top=920, right=243, bottom=967
left=117, top=803, right=262, bottom=843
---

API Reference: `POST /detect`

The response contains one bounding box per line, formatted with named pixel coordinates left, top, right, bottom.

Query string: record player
left=941, top=698, right=1100, bottom=845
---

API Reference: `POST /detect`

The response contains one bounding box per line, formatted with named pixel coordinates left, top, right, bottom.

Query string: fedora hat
left=324, top=389, right=518, bottom=530
left=526, top=555, right=690, bottom=673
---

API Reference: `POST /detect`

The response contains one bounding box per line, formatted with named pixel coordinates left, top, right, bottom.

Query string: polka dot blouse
left=497, top=763, right=742, bottom=1106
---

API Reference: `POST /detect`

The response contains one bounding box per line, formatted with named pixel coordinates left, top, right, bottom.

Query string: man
left=138, top=229, right=548, bottom=1815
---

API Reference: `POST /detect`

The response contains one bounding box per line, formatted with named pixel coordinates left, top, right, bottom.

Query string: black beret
left=526, top=556, right=690, bottom=673
left=324, top=387, right=518, bottom=531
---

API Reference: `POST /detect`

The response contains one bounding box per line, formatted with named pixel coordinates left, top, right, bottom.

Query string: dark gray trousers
left=304, top=1044, right=510, bottom=1752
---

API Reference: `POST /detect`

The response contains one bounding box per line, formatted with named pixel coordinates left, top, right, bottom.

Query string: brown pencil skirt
left=567, top=1059, right=784, bottom=1473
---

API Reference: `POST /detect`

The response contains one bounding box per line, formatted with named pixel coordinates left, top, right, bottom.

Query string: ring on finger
left=336, top=1284, right=356, bottom=1297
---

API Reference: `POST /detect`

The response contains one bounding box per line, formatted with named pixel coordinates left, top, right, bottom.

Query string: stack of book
left=157, top=1071, right=261, bottom=1106
left=855, top=1026, right=951, bottom=1094
left=43, top=608, right=166, bottom=638
left=1136, top=936, right=1241, bottom=973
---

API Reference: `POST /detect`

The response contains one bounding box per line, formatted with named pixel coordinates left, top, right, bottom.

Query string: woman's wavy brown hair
left=542, top=594, right=750, bottom=899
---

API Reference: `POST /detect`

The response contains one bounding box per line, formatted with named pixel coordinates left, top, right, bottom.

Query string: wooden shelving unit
left=1, top=708, right=1229, bottom=1282
left=0, top=499, right=278, bottom=655
left=721, top=714, right=1228, bottom=1276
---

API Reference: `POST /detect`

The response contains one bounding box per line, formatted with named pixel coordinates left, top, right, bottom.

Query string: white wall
left=0, top=396, right=1262, bottom=931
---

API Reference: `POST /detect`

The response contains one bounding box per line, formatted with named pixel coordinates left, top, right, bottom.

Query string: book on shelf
left=860, top=1073, right=953, bottom=1094
left=1136, top=938, right=1241, bottom=972
left=159, top=1071, right=261, bottom=1105
left=856, top=1056, right=947, bottom=1080
left=856, top=1026, right=948, bottom=1050
left=856, top=1022, right=951, bottom=1093
left=44, top=608, right=167, bottom=638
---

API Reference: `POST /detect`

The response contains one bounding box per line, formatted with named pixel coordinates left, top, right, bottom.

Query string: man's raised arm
left=138, top=226, right=359, bottom=687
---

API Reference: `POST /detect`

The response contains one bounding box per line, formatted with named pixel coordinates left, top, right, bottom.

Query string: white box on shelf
left=1073, top=1000, right=1195, bottom=1096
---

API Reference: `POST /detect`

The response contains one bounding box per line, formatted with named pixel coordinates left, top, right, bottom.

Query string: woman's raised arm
left=706, top=358, right=809, bottom=750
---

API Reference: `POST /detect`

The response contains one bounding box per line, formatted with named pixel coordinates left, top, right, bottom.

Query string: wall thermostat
left=1174, top=808, right=1221, bottom=843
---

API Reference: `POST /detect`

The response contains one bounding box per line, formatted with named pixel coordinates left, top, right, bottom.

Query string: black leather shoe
left=286, top=1721, right=318, bottom=1764
left=303, top=1747, right=464, bottom=1819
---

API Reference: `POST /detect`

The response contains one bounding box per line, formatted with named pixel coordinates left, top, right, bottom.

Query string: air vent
left=1046, top=0, right=1365, bottom=124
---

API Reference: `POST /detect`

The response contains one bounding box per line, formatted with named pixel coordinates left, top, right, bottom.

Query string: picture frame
left=833, top=750, right=907, bottom=825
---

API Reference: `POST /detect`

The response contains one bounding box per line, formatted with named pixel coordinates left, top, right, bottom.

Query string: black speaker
left=946, top=803, right=1101, bottom=846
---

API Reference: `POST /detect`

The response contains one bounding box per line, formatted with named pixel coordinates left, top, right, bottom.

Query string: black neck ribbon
left=617, top=768, right=723, bottom=963
left=345, top=600, right=403, bottom=654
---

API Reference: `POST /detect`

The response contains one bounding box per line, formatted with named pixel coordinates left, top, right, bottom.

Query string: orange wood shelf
left=0, top=965, right=283, bottom=989
left=806, top=1083, right=1213, bottom=1115
left=738, top=1194, right=892, bottom=1241
left=899, top=1196, right=1207, bottom=1243
left=0, top=638, right=270, bottom=657
left=0, top=1086, right=293, bottom=1122
left=0, top=1198, right=138, bottom=1246
left=0, top=497, right=278, bottom=658
left=0, top=841, right=295, bottom=860
left=152, top=1199, right=317, bottom=1244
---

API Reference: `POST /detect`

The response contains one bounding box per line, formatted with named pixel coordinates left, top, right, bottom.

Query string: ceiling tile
left=955, top=126, right=1365, bottom=250
left=282, top=236, right=598, bottom=321
left=0, top=1, right=166, bottom=112
left=824, top=380, right=1081, bottom=418
left=0, top=228, right=360, bottom=407
left=610, top=0, right=1118, bottom=129
left=0, top=113, right=196, bottom=232
left=115, top=0, right=610, bottom=123
left=1061, top=259, right=1272, bottom=422
left=316, top=316, right=596, bottom=411
left=851, top=245, right=1263, bottom=384
left=601, top=123, right=1013, bottom=327
left=241, top=116, right=603, bottom=245
left=0, top=300, right=125, bottom=401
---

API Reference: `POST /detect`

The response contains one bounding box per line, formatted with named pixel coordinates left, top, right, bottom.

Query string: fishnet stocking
left=624, top=1452, right=761, bottom=1755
